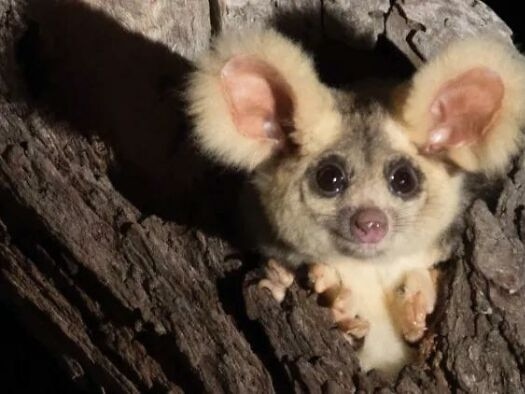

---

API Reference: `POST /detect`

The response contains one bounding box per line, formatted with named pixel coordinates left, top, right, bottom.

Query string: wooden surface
left=0, top=0, right=524, bottom=392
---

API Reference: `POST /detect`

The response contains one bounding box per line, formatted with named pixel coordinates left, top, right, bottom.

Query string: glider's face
left=253, top=93, right=462, bottom=261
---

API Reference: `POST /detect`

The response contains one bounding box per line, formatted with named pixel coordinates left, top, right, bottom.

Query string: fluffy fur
left=327, top=249, right=439, bottom=374
left=402, top=37, right=525, bottom=173
left=187, top=29, right=525, bottom=378
left=187, top=30, right=341, bottom=170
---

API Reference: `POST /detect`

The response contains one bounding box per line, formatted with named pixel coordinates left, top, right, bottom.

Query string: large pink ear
left=402, top=38, right=525, bottom=173
left=220, top=55, right=293, bottom=146
left=187, top=29, right=340, bottom=171
left=424, top=67, right=503, bottom=153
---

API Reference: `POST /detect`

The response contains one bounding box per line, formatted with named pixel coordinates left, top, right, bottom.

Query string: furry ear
left=401, top=37, right=525, bottom=174
left=187, top=30, right=340, bottom=170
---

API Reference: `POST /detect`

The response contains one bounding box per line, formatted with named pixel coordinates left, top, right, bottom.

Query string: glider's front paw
left=258, top=259, right=294, bottom=303
left=308, top=264, right=369, bottom=340
left=394, top=269, right=437, bottom=343
left=308, top=263, right=340, bottom=295
left=332, top=288, right=370, bottom=339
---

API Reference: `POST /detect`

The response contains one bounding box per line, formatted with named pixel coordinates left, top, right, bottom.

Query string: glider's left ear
left=401, top=37, right=525, bottom=174
left=187, top=29, right=339, bottom=171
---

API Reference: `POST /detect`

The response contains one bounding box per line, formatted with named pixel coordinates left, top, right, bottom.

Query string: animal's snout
left=350, top=207, right=388, bottom=244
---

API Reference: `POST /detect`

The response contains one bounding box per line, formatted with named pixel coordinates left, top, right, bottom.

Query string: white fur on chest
left=327, top=250, right=437, bottom=375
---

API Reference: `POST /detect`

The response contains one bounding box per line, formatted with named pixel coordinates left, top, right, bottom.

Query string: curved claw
left=308, top=265, right=371, bottom=342
left=337, top=316, right=370, bottom=339
left=308, top=263, right=340, bottom=294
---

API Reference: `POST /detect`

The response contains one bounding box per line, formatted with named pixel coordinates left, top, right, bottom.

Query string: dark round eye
left=387, top=159, right=420, bottom=198
left=315, top=161, right=348, bottom=197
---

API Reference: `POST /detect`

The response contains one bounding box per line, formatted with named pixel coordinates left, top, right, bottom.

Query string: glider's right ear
left=400, top=37, right=525, bottom=174
left=187, top=30, right=339, bottom=171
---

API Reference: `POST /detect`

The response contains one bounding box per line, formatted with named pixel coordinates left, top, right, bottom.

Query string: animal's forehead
left=328, top=91, right=395, bottom=164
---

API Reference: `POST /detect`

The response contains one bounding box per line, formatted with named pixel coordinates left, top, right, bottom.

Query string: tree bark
left=0, top=0, right=523, bottom=392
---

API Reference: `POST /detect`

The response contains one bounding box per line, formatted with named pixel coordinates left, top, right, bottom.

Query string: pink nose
left=350, top=207, right=388, bottom=244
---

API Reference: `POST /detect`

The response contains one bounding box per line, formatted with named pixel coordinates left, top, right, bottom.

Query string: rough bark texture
left=0, top=0, right=524, bottom=392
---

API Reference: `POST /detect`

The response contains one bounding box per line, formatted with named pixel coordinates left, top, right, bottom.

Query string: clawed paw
left=397, top=289, right=428, bottom=342
left=308, top=263, right=340, bottom=294
left=308, top=264, right=370, bottom=340
left=394, top=269, right=436, bottom=343
left=336, top=316, right=370, bottom=339
left=258, top=259, right=294, bottom=303
left=331, top=288, right=370, bottom=339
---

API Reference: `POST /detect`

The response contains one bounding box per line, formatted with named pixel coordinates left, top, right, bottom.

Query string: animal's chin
left=332, top=232, right=390, bottom=259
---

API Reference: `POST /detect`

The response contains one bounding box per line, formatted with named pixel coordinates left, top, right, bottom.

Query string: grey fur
left=241, top=88, right=461, bottom=268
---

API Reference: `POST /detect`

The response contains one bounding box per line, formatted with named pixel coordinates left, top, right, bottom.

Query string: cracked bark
left=0, top=0, right=524, bottom=392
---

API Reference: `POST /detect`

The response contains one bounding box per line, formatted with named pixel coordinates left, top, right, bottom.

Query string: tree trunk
left=0, top=0, right=523, bottom=392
